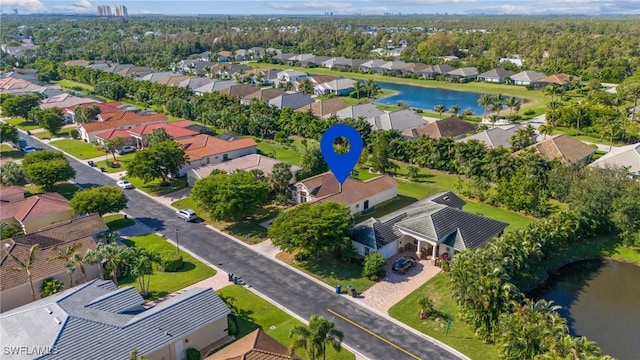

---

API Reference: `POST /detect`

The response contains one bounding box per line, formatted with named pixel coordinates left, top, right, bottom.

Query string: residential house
left=39, top=94, right=99, bottom=122
left=499, top=57, right=524, bottom=67
left=521, top=134, right=595, bottom=166
left=368, top=109, right=431, bottom=132
left=139, top=71, right=175, bottom=83
left=247, top=47, right=265, bottom=58
left=290, top=172, right=398, bottom=215
left=177, top=60, right=215, bottom=75
left=1, top=39, right=38, bottom=58
left=217, top=50, right=234, bottom=62
left=276, top=69, right=308, bottom=85
left=532, top=73, right=572, bottom=90
left=590, top=142, right=640, bottom=178
left=288, top=54, right=315, bottom=66
left=380, top=61, right=409, bottom=75
left=417, top=64, right=453, bottom=79
left=0, top=190, right=73, bottom=235
left=308, top=75, right=338, bottom=86
left=441, top=55, right=460, bottom=62
left=0, top=78, right=48, bottom=95
left=63, top=101, right=122, bottom=124
left=193, top=80, right=236, bottom=95
left=322, top=57, right=365, bottom=70
left=116, top=66, right=153, bottom=78
left=240, top=88, right=285, bottom=104
left=0, top=69, right=39, bottom=83
left=446, top=67, right=478, bottom=82
left=196, top=51, right=213, bottom=61
left=477, top=68, right=515, bottom=83
left=403, top=116, right=476, bottom=140
left=235, top=49, right=248, bottom=61
left=187, top=154, right=300, bottom=187
left=457, top=125, right=524, bottom=149
left=306, top=55, right=330, bottom=67
left=335, top=103, right=386, bottom=123
left=206, top=329, right=300, bottom=360
left=351, top=192, right=508, bottom=259
left=510, top=70, right=547, bottom=86
left=295, top=98, right=350, bottom=118
left=401, top=62, right=431, bottom=76
left=177, top=77, right=214, bottom=90
left=0, top=214, right=108, bottom=312
left=272, top=53, right=297, bottom=64
left=217, top=64, right=252, bottom=80
left=268, top=93, right=315, bottom=110
left=154, top=75, right=190, bottom=86
left=177, top=134, right=258, bottom=175
left=0, top=279, right=231, bottom=359
left=77, top=109, right=167, bottom=143
left=314, top=78, right=356, bottom=96
left=217, top=84, right=261, bottom=100
left=251, top=68, right=281, bottom=86
left=359, top=59, right=388, bottom=74
left=63, top=60, right=91, bottom=67
left=126, top=120, right=199, bottom=148
left=0, top=185, right=26, bottom=202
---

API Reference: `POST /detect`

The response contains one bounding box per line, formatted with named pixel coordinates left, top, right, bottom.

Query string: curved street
left=19, top=134, right=466, bottom=360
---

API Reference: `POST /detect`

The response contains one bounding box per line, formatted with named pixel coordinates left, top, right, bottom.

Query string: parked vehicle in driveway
left=22, top=145, right=37, bottom=153
left=177, top=209, right=197, bottom=222
left=391, top=256, right=417, bottom=274
left=115, top=146, right=136, bottom=155
left=116, top=180, right=133, bottom=189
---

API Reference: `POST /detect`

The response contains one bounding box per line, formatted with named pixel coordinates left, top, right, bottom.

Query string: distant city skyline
left=2, top=0, right=640, bottom=16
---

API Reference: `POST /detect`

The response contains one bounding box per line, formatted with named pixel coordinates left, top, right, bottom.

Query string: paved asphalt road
left=22, top=135, right=464, bottom=360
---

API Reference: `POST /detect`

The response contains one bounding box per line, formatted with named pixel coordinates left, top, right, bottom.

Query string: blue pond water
left=376, top=82, right=489, bottom=115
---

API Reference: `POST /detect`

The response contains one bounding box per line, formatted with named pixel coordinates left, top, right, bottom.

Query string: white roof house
left=590, top=142, right=640, bottom=177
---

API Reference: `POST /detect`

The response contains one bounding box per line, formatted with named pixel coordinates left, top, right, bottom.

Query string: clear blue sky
left=3, top=0, right=640, bottom=16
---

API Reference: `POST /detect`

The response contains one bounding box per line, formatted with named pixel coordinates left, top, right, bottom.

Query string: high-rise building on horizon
left=96, top=5, right=111, bottom=16
left=114, top=5, right=128, bottom=17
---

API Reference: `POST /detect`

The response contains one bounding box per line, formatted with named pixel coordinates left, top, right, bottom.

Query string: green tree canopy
left=612, top=180, right=640, bottom=247
left=126, top=140, right=186, bottom=183
left=103, top=137, right=126, bottom=161
left=0, top=123, right=19, bottom=144
left=0, top=93, right=40, bottom=119
left=268, top=202, right=352, bottom=257
left=22, top=150, right=76, bottom=191
left=73, top=105, right=100, bottom=124
left=69, top=186, right=128, bottom=216
left=191, top=170, right=269, bottom=221
left=0, top=161, right=27, bottom=186
left=267, top=162, right=293, bottom=195
left=300, top=145, right=328, bottom=179
left=370, top=131, right=392, bottom=174
left=144, top=127, right=172, bottom=147
left=30, top=107, right=64, bottom=135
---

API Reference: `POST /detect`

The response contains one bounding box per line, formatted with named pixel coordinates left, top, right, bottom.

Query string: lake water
left=530, top=259, right=640, bottom=360
left=375, top=82, right=489, bottom=115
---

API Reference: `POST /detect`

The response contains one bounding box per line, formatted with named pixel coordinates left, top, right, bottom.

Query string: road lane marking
left=327, top=308, right=421, bottom=360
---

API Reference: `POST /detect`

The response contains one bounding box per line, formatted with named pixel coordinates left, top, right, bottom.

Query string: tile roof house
left=335, top=103, right=386, bottom=123
left=63, top=101, right=122, bottom=124
left=309, top=75, right=338, bottom=85
left=177, top=134, right=258, bottom=175
left=403, top=116, right=477, bottom=140
left=590, top=142, right=640, bottom=177
left=39, top=94, right=99, bottom=123
left=532, top=73, right=572, bottom=89
left=218, top=84, right=261, bottom=100
left=352, top=192, right=508, bottom=259
left=322, top=57, right=365, bottom=70
left=359, top=59, right=388, bottom=74
left=510, top=70, right=547, bottom=86
left=477, top=67, right=516, bottom=83
left=522, top=134, right=595, bottom=166
left=120, top=121, right=199, bottom=148
left=187, top=154, right=301, bottom=187
left=177, top=77, right=214, bottom=90
left=0, top=185, right=27, bottom=202
left=0, top=78, right=47, bottom=95
left=313, top=78, right=356, bottom=96
left=295, top=98, right=351, bottom=118
left=0, top=279, right=231, bottom=360
left=116, top=66, right=153, bottom=78
left=276, top=69, right=308, bottom=84
left=446, top=67, right=478, bottom=82
left=0, top=214, right=108, bottom=312
left=241, top=88, right=286, bottom=104
left=417, top=64, right=454, bottom=79
left=269, top=93, right=315, bottom=110
left=401, top=62, right=432, bottom=75
left=193, top=80, right=236, bottom=95
left=206, top=329, right=300, bottom=360
left=457, top=125, right=522, bottom=149
left=155, top=75, right=191, bottom=86
left=77, top=109, right=167, bottom=143
left=0, top=191, right=73, bottom=235
left=139, top=71, right=175, bottom=83
left=290, top=172, right=398, bottom=215
left=368, top=109, right=431, bottom=132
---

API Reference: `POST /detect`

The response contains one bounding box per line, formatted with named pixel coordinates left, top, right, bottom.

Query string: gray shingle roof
left=425, top=191, right=466, bottom=209
left=268, top=93, right=315, bottom=110
left=590, top=142, right=640, bottom=174
left=0, top=280, right=230, bottom=360
left=458, top=126, right=521, bottom=149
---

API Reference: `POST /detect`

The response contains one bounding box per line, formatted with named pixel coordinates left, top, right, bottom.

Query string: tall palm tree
left=48, top=243, right=83, bottom=287
left=449, top=104, right=460, bottom=117
left=6, top=244, right=40, bottom=301
left=505, top=97, right=521, bottom=120
left=100, top=244, right=131, bottom=287
left=365, top=79, right=379, bottom=99
left=434, top=104, right=447, bottom=119
left=290, top=315, right=344, bottom=360
left=491, top=93, right=505, bottom=117
left=538, top=124, right=554, bottom=140
left=573, top=105, right=588, bottom=135
left=84, top=247, right=105, bottom=280
left=353, top=80, right=364, bottom=100
left=478, top=94, right=493, bottom=121
left=69, top=252, right=88, bottom=283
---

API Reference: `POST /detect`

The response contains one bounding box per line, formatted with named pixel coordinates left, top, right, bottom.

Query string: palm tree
left=84, top=247, right=105, bottom=280
left=449, top=104, right=460, bottom=117
left=434, top=104, right=447, bottom=119
left=100, top=244, right=131, bottom=287
left=573, top=105, right=588, bottom=135
left=353, top=80, right=365, bottom=100
left=491, top=93, right=505, bottom=117
left=478, top=94, right=493, bottom=120
left=48, top=243, right=83, bottom=287
left=0, top=161, right=27, bottom=186
left=538, top=124, right=554, bottom=140
left=290, top=315, right=344, bottom=360
left=543, top=85, right=565, bottom=102
left=129, top=247, right=160, bottom=297
left=365, top=79, right=379, bottom=99
left=69, top=252, right=89, bottom=283
left=505, top=97, right=521, bottom=120
left=6, top=244, right=40, bottom=301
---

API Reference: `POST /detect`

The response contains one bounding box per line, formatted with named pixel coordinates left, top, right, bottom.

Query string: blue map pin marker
left=320, top=124, right=363, bottom=185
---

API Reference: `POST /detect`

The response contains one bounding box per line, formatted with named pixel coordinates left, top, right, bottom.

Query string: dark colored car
left=391, top=256, right=417, bottom=274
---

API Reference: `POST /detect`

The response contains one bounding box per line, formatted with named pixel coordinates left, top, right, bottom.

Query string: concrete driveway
left=360, top=252, right=442, bottom=313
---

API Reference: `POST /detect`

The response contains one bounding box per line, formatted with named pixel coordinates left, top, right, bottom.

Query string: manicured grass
left=5, top=117, right=42, bottom=131
left=276, top=251, right=376, bottom=293
left=255, top=137, right=314, bottom=166
left=217, top=285, right=354, bottom=360
left=24, top=182, right=80, bottom=200
left=103, top=214, right=136, bottom=230
left=389, top=273, right=499, bottom=360
left=124, top=176, right=188, bottom=196
left=93, top=153, right=136, bottom=173
left=462, top=200, right=535, bottom=231
left=171, top=197, right=285, bottom=244
left=0, top=144, right=24, bottom=159
left=54, top=79, right=94, bottom=92
left=49, top=139, right=105, bottom=159
left=32, top=128, right=74, bottom=140
left=120, top=233, right=216, bottom=300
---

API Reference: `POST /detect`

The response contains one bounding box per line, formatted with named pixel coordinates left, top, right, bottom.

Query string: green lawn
left=49, top=139, right=105, bottom=159
left=32, top=128, right=74, bottom=140
left=0, top=144, right=23, bottom=159
left=389, top=273, right=499, bottom=360
left=217, top=285, right=354, bottom=360
left=93, top=153, right=137, bottom=173
left=276, top=252, right=376, bottom=293
left=120, top=233, right=216, bottom=300
left=171, top=197, right=285, bottom=244
left=5, top=117, right=42, bottom=131
left=103, top=214, right=136, bottom=230
left=124, top=176, right=188, bottom=196
left=54, top=79, right=95, bottom=92
left=24, top=182, right=80, bottom=200
left=255, top=137, right=314, bottom=166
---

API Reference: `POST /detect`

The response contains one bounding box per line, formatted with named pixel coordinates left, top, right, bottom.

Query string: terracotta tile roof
left=63, top=60, right=90, bottom=67
left=82, top=111, right=167, bottom=132
left=403, top=116, right=476, bottom=139
left=0, top=78, right=29, bottom=89
left=170, top=119, right=194, bottom=128
left=205, top=329, right=300, bottom=360
left=295, top=98, right=350, bottom=116
left=298, top=172, right=398, bottom=207
left=243, top=88, right=285, bottom=102
left=537, top=73, right=571, bottom=85
left=1, top=193, right=71, bottom=223
left=66, top=101, right=122, bottom=114
left=95, top=129, right=132, bottom=140
left=155, top=75, right=191, bottom=86
left=128, top=122, right=199, bottom=139
left=0, top=185, right=25, bottom=201
left=177, top=134, right=258, bottom=161
left=529, top=134, right=595, bottom=165
left=0, top=214, right=107, bottom=291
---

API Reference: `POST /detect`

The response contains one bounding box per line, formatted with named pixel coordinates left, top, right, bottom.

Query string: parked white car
left=116, top=180, right=133, bottom=189
left=177, top=209, right=197, bottom=222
